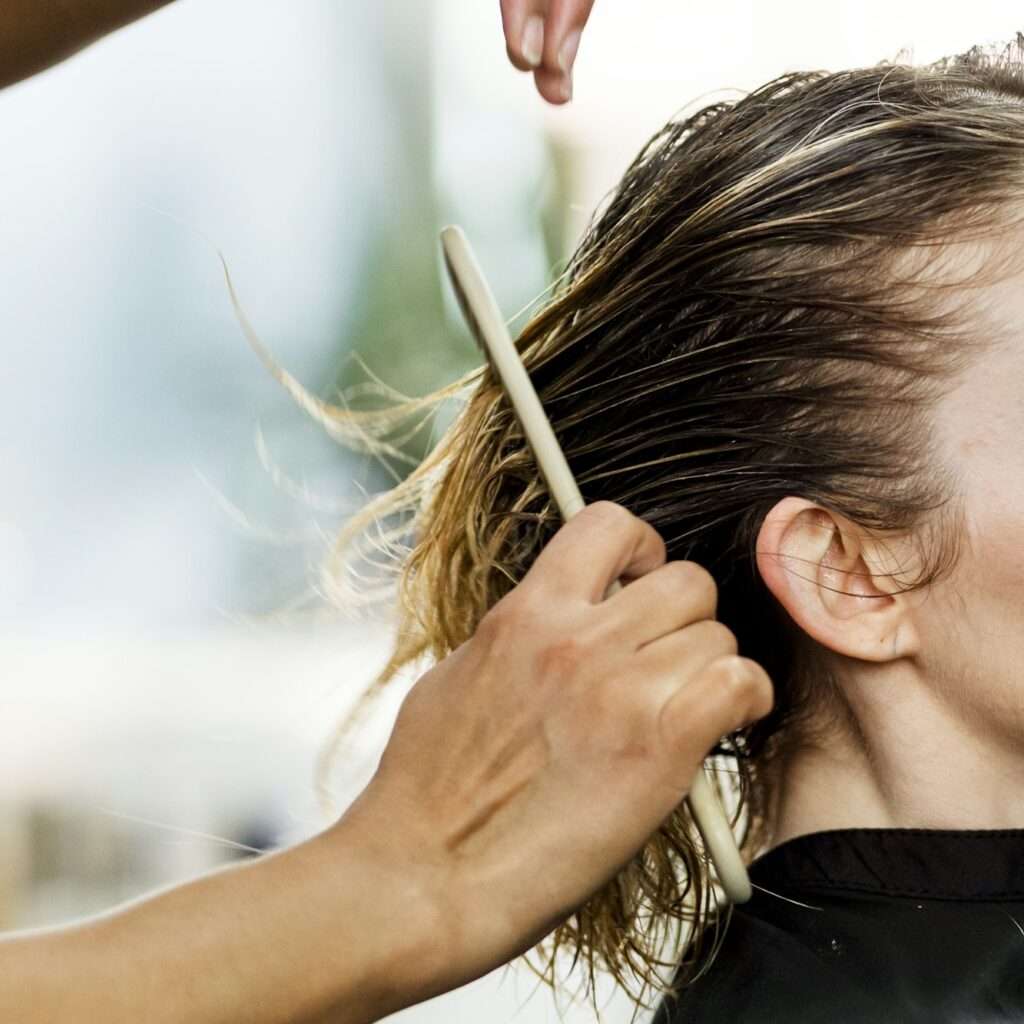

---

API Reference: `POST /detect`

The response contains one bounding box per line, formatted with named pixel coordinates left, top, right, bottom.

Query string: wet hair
left=305, top=32, right=1024, bottom=1016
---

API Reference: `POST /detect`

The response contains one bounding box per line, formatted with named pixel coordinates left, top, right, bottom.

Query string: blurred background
left=0, top=1, right=1018, bottom=1019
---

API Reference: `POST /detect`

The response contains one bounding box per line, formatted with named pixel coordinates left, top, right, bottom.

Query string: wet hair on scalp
left=304, top=31, right=1024, bottom=1015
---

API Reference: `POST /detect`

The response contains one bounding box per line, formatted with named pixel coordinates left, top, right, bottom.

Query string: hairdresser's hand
left=342, top=500, right=774, bottom=1010
left=500, top=0, right=596, bottom=104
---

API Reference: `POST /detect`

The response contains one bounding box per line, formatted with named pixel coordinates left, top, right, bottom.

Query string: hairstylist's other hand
left=339, top=500, right=774, bottom=1006
left=500, top=0, right=596, bottom=103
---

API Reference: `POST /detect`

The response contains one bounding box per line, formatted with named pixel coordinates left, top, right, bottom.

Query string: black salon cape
left=652, top=828, right=1024, bottom=1023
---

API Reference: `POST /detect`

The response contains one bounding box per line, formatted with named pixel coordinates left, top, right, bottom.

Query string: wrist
left=322, top=790, right=460, bottom=1020
left=330, top=782, right=575, bottom=1012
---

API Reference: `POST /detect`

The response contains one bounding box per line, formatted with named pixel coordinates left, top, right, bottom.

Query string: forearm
left=0, top=0, right=174, bottom=90
left=0, top=808, right=447, bottom=1024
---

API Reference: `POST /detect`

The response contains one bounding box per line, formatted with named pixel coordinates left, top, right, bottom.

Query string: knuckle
left=576, top=502, right=666, bottom=566
left=573, top=614, right=612, bottom=656
left=676, top=560, right=718, bottom=609
left=657, top=559, right=711, bottom=599
left=637, top=562, right=684, bottom=607
left=710, top=654, right=760, bottom=701
left=535, top=632, right=587, bottom=682
left=692, top=619, right=738, bottom=658
left=480, top=590, right=594, bottom=685
left=651, top=531, right=669, bottom=567
left=478, top=592, right=535, bottom=642
left=579, top=500, right=634, bottom=532
left=734, top=656, right=774, bottom=716
left=474, top=605, right=507, bottom=647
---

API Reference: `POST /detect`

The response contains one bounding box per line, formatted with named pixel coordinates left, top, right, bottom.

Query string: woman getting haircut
left=314, top=32, right=1024, bottom=1023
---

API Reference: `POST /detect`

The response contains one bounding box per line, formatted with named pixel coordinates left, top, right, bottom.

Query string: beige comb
left=440, top=224, right=751, bottom=905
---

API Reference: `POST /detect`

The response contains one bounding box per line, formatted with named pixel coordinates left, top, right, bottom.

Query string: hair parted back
left=299, top=32, right=1024, bottom=1015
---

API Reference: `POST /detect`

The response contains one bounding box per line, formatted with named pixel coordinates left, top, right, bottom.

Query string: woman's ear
left=755, top=496, right=920, bottom=663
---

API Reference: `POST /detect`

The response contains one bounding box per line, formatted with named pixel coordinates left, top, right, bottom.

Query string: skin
left=500, top=0, right=597, bottom=103
left=0, top=0, right=597, bottom=102
left=756, top=235, right=1024, bottom=848
left=0, top=503, right=773, bottom=1022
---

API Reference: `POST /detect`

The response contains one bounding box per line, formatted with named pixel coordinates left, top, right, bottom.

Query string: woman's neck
left=767, top=669, right=1024, bottom=850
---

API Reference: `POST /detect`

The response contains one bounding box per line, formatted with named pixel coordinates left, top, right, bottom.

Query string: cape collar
left=748, top=828, right=1024, bottom=901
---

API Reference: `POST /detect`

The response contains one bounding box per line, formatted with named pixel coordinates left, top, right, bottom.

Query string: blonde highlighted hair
left=264, top=33, right=1024, bottom=1016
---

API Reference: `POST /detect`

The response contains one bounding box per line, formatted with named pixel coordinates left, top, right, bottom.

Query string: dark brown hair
left=303, top=33, right=1024, bottom=1015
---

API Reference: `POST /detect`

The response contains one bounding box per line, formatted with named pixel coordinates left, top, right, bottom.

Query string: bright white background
left=0, top=3, right=1018, bottom=1022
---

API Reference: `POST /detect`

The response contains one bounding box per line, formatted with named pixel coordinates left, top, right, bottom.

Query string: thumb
left=657, top=656, right=774, bottom=776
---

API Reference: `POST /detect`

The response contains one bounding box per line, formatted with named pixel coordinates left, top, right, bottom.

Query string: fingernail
left=521, top=15, right=544, bottom=68
left=558, top=28, right=582, bottom=74
left=558, top=74, right=572, bottom=102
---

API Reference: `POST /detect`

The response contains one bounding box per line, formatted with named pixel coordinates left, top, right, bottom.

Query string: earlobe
left=755, top=496, right=920, bottom=663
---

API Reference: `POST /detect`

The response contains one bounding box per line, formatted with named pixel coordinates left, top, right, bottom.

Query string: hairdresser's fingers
left=597, top=559, right=720, bottom=649
left=350, top=561, right=772, bottom=989
left=531, top=0, right=595, bottom=104
left=635, top=623, right=745, bottom=764
left=653, top=655, right=774, bottom=787
left=500, top=0, right=548, bottom=72
left=518, top=500, right=667, bottom=604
